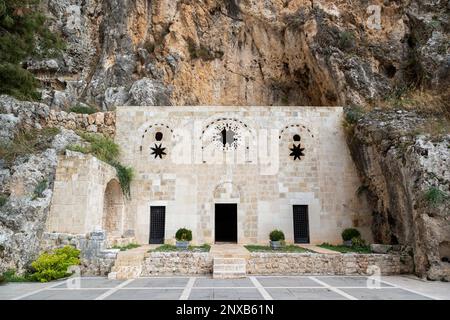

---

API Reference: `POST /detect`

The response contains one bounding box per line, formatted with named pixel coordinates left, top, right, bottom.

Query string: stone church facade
left=46, top=106, right=372, bottom=245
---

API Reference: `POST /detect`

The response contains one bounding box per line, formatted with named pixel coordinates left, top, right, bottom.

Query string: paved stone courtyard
left=1, top=275, right=449, bottom=300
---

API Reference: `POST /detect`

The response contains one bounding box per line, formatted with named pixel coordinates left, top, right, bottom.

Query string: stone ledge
left=139, top=251, right=414, bottom=276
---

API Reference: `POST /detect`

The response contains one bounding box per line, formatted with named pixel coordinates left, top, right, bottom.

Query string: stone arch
left=213, top=181, right=243, bottom=201
left=103, top=179, right=124, bottom=238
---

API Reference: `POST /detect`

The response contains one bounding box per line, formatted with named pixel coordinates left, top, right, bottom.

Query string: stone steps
left=211, top=244, right=250, bottom=279
left=108, top=245, right=151, bottom=280
left=213, top=257, right=247, bottom=279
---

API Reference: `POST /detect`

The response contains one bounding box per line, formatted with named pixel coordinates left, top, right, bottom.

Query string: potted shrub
left=341, top=228, right=361, bottom=247
left=269, top=230, right=285, bottom=250
left=175, top=228, right=192, bottom=250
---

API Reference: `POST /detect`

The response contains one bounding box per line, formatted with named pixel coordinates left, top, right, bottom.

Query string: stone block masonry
left=142, top=252, right=213, bottom=276
left=246, top=253, right=414, bottom=276
left=140, top=252, right=413, bottom=276
left=40, top=231, right=122, bottom=276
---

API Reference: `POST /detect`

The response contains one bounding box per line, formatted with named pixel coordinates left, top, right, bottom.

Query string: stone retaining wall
left=140, top=252, right=413, bottom=276
left=0, top=95, right=115, bottom=137
left=40, top=231, right=121, bottom=276
left=47, top=110, right=115, bottom=136
left=246, top=253, right=414, bottom=275
left=141, top=252, right=213, bottom=276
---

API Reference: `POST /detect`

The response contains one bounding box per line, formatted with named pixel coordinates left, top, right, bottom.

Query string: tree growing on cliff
left=0, top=0, right=64, bottom=100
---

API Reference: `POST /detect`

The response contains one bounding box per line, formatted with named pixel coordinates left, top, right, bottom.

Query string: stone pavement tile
left=341, top=288, right=432, bottom=300
left=194, top=278, right=253, bottom=288
left=256, top=277, right=321, bottom=288
left=53, top=278, right=124, bottom=289
left=0, top=282, right=53, bottom=300
left=189, top=289, right=263, bottom=300
left=105, top=289, right=183, bottom=300
left=266, top=288, right=347, bottom=300
left=23, top=289, right=108, bottom=300
left=318, top=276, right=393, bottom=288
left=125, top=278, right=189, bottom=288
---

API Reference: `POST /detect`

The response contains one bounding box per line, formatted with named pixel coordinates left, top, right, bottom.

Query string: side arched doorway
left=103, top=179, right=124, bottom=238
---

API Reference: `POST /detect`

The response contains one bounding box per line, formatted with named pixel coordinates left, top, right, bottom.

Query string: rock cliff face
left=1, top=1, right=449, bottom=278
left=348, top=109, right=450, bottom=280
left=36, top=0, right=449, bottom=109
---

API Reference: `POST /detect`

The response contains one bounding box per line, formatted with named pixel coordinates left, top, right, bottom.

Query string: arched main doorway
left=103, top=179, right=124, bottom=238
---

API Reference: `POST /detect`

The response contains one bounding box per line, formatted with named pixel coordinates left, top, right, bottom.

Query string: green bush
left=0, top=274, right=5, bottom=284
left=175, top=228, right=193, bottom=241
left=0, top=194, right=7, bottom=207
left=424, top=187, right=448, bottom=207
left=269, top=230, right=285, bottom=242
left=32, top=179, right=48, bottom=200
left=0, top=0, right=65, bottom=100
left=69, top=105, right=97, bottom=115
left=1, top=269, right=32, bottom=282
left=344, top=105, right=365, bottom=125
left=113, top=163, right=134, bottom=199
left=70, top=132, right=134, bottom=198
left=78, top=132, right=119, bottom=164
left=351, top=236, right=366, bottom=248
left=341, top=228, right=361, bottom=242
left=30, top=246, right=80, bottom=283
left=0, top=63, right=40, bottom=100
left=338, top=31, right=355, bottom=50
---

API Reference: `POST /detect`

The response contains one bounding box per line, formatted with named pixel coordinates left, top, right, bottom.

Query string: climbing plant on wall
left=67, top=132, right=134, bottom=199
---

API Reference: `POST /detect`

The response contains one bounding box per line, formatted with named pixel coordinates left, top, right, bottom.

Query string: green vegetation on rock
left=69, top=105, right=98, bottom=115
left=32, top=179, right=48, bottom=200
left=68, top=132, right=134, bottom=199
left=0, top=0, right=65, bottom=100
left=111, top=243, right=140, bottom=251
left=0, top=127, right=60, bottom=164
left=424, top=187, right=448, bottom=207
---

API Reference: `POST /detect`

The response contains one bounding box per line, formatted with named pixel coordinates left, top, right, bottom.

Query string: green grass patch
left=76, top=132, right=119, bottom=164
left=0, top=127, right=60, bottom=164
left=68, top=132, right=134, bottom=198
left=0, top=194, right=8, bottom=207
left=0, top=269, right=33, bottom=283
left=69, top=104, right=97, bottom=115
left=244, top=245, right=311, bottom=253
left=424, top=187, right=448, bottom=207
left=319, top=243, right=372, bottom=254
left=32, top=179, right=48, bottom=200
left=150, top=244, right=211, bottom=253
left=111, top=243, right=141, bottom=251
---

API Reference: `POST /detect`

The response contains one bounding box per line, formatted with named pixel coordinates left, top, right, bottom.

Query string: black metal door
left=149, top=206, right=165, bottom=244
left=293, top=205, right=310, bottom=243
left=215, top=204, right=238, bottom=243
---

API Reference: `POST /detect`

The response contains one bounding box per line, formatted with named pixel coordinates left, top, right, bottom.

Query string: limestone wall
left=246, top=253, right=414, bottom=276
left=45, top=151, right=118, bottom=235
left=115, top=106, right=372, bottom=245
left=47, top=110, right=116, bottom=137
left=142, top=252, right=213, bottom=276
left=140, top=252, right=412, bottom=276
left=40, top=232, right=120, bottom=276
